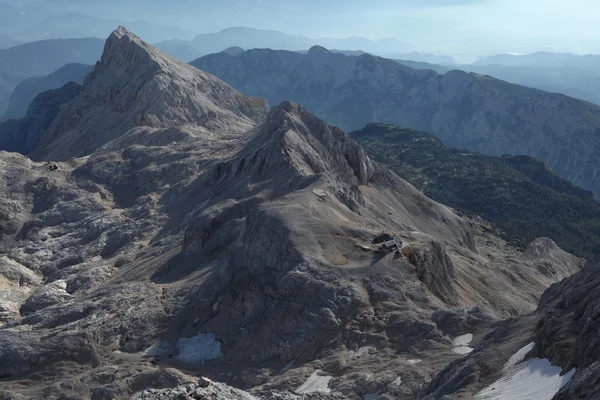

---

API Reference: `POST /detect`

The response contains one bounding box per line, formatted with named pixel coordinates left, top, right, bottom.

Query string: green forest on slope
left=352, top=123, right=600, bottom=258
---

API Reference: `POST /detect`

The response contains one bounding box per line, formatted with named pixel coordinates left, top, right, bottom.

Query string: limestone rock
left=31, top=27, right=268, bottom=161
left=20, top=279, right=71, bottom=315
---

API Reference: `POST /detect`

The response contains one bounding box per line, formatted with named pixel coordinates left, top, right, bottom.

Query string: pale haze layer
left=2, top=0, right=600, bottom=59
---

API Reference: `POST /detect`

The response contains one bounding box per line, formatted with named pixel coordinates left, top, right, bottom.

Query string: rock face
left=0, top=28, right=583, bottom=399
left=31, top=26, right=268, bottom=161
left=134, top=378, right=348, bottom=400
left=192, top=47, right=600, bottom=198
left=2, top=62, right=93, bottom=120
left=422, top=248, right=600, bottom=399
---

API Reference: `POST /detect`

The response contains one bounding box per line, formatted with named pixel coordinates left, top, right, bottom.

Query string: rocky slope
left=2, top=63, right=93, bottom=120
left=191, top=47, right=600, bottom=199
left=352, top=123, right=600, bottom=258
left=422, top=251, right=600, bottom=399
left=0, top=28, right=583, bottom=400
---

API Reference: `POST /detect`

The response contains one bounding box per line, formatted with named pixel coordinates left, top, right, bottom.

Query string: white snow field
left=475, top=342, right=575, bottom=399
left=175, top=332, right=223, bottom=364
left=295, top=370, right=333, bottom=394
left=452, top=333, right=474, bottom=354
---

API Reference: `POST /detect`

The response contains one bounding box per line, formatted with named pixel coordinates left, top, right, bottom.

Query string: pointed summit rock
left=31, top=27, right=268, bottom=161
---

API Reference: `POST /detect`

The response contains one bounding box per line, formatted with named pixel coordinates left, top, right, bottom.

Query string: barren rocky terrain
left=0, top=28, right=590, bottom=400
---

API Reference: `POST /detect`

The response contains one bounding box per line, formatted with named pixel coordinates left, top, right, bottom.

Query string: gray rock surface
left=0, top=28, right=584, bottom=399
left=133, top=377, right=349, bottom=400
left=422, top=246, right=600, bottom=399
left=31, top=26, right=268, bottom=161
left=192, top=47, right=600, bottom=198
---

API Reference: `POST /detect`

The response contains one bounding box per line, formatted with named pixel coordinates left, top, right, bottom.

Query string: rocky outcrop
left=134, top=378, right=349, bottom=400
left=30, top=27, right=268, bottom=161
left=402, top=241, right=458, bottom=305
left=192, top=47, right=600, bottom=198
left=532, top=252, right=600, bottom=398
left=421, top=246, right=598, bottom=399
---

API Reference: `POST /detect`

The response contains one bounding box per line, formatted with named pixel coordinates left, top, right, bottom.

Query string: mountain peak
left=307, top=45, right=332, bottom=56
left=100, top=25, right=166, bottom=73
left=105, top=25, right=150, bottom=53
left=111, top=25, right=133, bottom=38
left=31, top=28, right=269, bottom=161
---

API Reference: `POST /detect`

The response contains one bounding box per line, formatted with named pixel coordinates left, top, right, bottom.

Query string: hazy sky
left=2, top=0, right=600, bottom=57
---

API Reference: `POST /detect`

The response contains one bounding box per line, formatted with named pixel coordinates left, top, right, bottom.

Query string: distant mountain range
left=0, top=33, right=23, bottom=49
left=0, top=81, right=82, bottom=154
left=382, top=51, right=455, bottom=64
left=455, top=52, right=600, bottom=105
left=460, top=64, right=600, bottom=105
left=191, top=46, right=600, bottom=198
left=0, top=38, right=103, bottom=77
left=3, top=63, right=93, bottom=120
left=472, top=51, right=600, bottom=68
left=153, top=40, right=203, bottom=62
left=187, top=26, right=414, bottom=55
left=0, top=38, right=103, bottom=118
left=0, top=1, right=194, bottom=43
left=394, top=59, right=450, bottom=74
left=0, top=71, right=23, bottom=122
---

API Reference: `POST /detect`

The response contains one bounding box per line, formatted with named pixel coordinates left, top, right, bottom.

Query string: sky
left=2, top=0, right=600, bottom=58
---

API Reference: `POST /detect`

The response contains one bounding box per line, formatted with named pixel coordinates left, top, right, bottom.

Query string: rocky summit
left=0, top=28, right=589, bottom=400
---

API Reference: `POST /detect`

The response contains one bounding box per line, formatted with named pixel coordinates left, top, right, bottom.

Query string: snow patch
left=175, top=333, right=223, bottom=365
left=295, top=370, right=333, bottom=394
left=452, top=333, right=474, bottom=354
left=475, top=342, right=575, bottom=400
left=407, top=359, right=422, bottom=364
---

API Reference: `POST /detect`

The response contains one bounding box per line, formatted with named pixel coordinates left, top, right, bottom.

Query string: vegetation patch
left=353, top=123, right=600, bottom=258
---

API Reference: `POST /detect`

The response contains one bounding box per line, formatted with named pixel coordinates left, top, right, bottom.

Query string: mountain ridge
left=30, top=26, right=268, bottom=161
left=191, top=46, right=600, bottom=199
